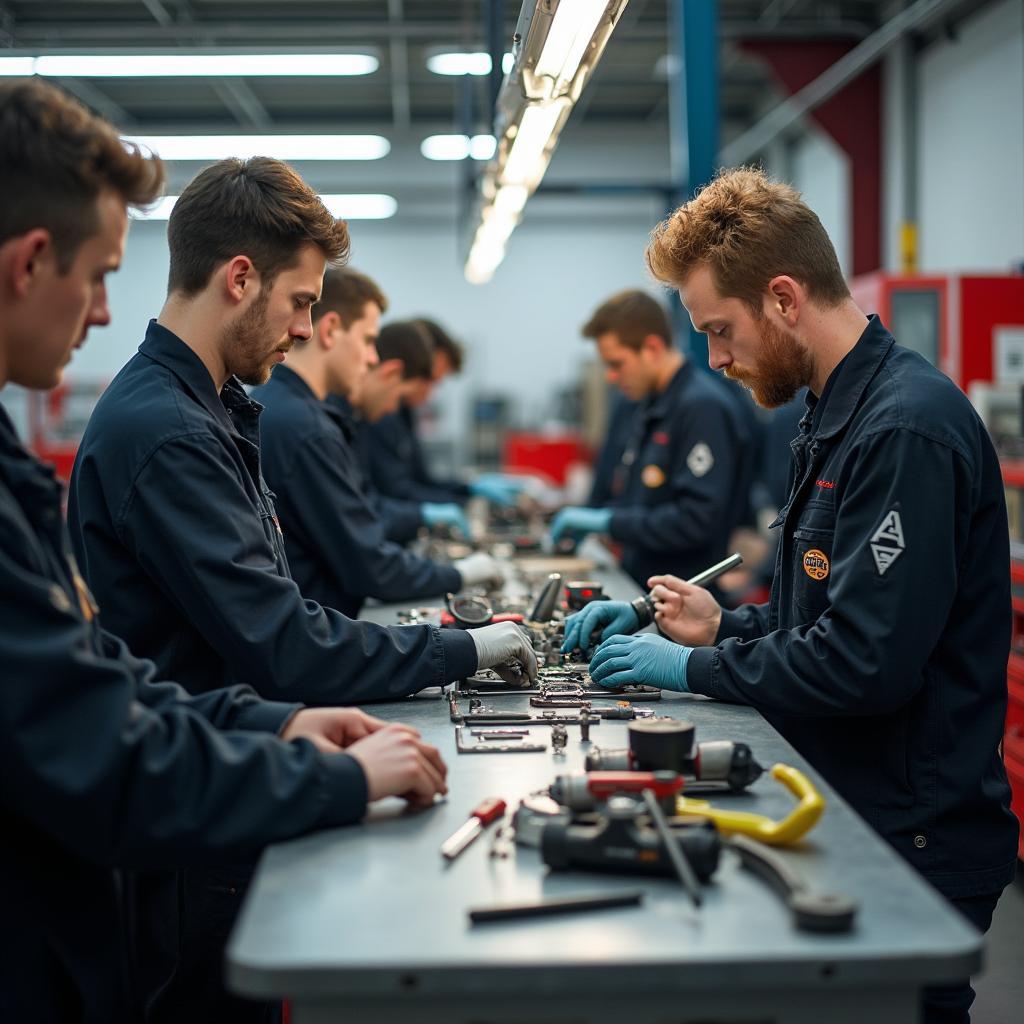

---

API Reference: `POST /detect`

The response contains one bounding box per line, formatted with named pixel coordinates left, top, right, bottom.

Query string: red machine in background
left=25, top=380, right=107, bottom=485
left=849, top=272, right=1024, bottom=395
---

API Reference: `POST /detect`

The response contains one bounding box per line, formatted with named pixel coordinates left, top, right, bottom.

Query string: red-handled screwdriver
left=440, top=797, right=507, bottom=861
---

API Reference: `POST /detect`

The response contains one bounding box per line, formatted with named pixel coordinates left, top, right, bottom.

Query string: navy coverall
left=359, top=403, right=471, bottom=505
left=68, top=321, right=477, bottom=704
left=588, top=390, right=638, bottom=507
left=687, top=317, right=1018, bottom=903
left=607, top=360, right=751, bottom=588
left=253, top=366, right=460, bottom=618
left=328, top=394, right=424, bottom=544
left=0, top=405, right=368, bottom=1023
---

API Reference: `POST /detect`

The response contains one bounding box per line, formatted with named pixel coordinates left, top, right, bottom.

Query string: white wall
left=896, top=0, right=1024, bottom=273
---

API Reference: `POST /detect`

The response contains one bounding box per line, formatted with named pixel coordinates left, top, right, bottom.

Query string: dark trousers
left=921, top=890, right=1001, bottom=1024
left=146, top=863, right=279, bottom=1024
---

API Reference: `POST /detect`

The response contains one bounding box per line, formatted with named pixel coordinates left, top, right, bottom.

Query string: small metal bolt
left=580, top=715, right=592, bottom=742
left=552, top=724, right=568, bottom=753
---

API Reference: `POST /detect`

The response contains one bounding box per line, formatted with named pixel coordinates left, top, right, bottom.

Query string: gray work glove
left=453, top=552, right=506, bottom=588
left=469, top=621, right=538, bottom=685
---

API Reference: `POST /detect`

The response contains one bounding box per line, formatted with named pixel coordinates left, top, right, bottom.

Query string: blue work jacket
left=327, top=394, right=424, bottom=544
left=359, top=403, right=471, bottom=505
left=0, top=405, right=368, bottom=1023
left=68, top=321, right=476, bottom=705
left=608, top=360, right=752, bottom=588
left=687, top=316, right=1019, bottom=898
left=253, top=366, right=461, bottom=618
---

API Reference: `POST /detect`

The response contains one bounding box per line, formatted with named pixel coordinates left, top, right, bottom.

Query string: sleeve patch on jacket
left=687, top=442, right=714, bottom=477
left=870, top=509, right=905, bottom=575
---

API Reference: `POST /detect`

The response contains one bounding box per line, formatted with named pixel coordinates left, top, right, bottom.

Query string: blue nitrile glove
left=421, top=502, right=471, bottom=538
left=562, top=601, right=640, bottom=654
left=589, top=633, right=692, bottom=692
left=548, top=506, right=612, bottom=545
left=470, top=474, right=524, bottom=506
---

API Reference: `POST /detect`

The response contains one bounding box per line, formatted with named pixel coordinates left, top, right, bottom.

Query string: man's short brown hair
left=376, top=321, right=434, bottom=380
left=416, top=318, right=464, bottom=373
left=581, top=289, right=673, bottom=352
left=313, top=267, right=388, bottom=328
left=167, top=157, right=349, bottom=296
left=0, top=79, right=164, bottom=271
left=646, top=166, right=849, bottom=313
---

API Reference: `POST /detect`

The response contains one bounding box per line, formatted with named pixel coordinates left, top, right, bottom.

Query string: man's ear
left=222, top=255, right=257, bottom=305
left=4, top=230, right=54, bottom=298
left=316, top=311, right=340, bottom=349
left=640, top=333, right=668, bottom=358
left=766, top=275, right=801, bottom=325
left=378, top=357, right=405, bottom=381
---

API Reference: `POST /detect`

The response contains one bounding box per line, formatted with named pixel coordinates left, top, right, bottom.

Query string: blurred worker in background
left=66, top=154, right=536, bottom=1020
left=345, top=318, right=467, bottom=538
left=566, top=167, right=1017, bottom=1024
left=549, top=289, right=752, bottom=591
left=0, top=78, right=449, bottom=1024
left=359, top=316, right=531, bottom=507
left=254, top=269, right=503, bottom=618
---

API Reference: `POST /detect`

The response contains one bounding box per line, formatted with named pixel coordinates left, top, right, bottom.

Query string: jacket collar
left=324, top=393, right=357, bottom=442
left=270, top=363, right=318, bottom=403
left=803, top=314, right=894, bottom=441
left=138, top=319, right=258, bottom=430
left=643, top=359, right=692, bottom=422
left=0, top=404, right=64, bottom=519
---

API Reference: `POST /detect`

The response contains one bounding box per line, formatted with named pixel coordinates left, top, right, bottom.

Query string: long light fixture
left=124, top=135, right=390, bottom=161
left=426, top=52, right=515, bottom=76
left=130, top=193, right=398, bottom=221
left=0, top=52, right=378, bottom=77
left=464, top=0, right=629, bottom=284
left=420, top=134, right=497, bottom=161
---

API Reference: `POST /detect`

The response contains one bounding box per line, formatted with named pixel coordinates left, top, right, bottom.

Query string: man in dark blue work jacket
left=574, top=168, right=1018, bottom=1024
left=67, top=158, right=535, bottom=707
left=66, top=156, right=536, bottom=1022
left=549, top=289, right=752, bottom=590
left=254, top=268, right=504, bottom=617
left=359, top=317, right=532, bottom=508
left=0, top=79, right=449, bottom=1024
left=345, top=317, right=476, bottom=541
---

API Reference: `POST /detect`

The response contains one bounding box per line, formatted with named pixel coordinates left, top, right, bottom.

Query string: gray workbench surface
left=227, top=556, right=982, bottom=1018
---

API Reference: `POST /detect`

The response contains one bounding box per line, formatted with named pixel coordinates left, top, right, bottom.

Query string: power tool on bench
left=585, top=718, right=763, bottom=793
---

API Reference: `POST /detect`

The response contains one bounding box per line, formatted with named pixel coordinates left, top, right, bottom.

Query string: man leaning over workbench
left=253, top=267, right=504, bottom=617
left=563, top=167, right=1018, bottom=1024
left=549, top=289, right=753, bottom=593
left=0, top=78, right=449, bottom=1024
left=66, top=152, right=536, bottom=1022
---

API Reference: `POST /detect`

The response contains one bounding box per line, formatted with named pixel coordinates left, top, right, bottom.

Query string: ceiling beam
left=386, top=0, right=411, bottom=132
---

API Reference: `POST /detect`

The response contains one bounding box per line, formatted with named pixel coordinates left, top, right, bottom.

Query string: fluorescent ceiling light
left=124, top=134, right=389, bottom=161
left=2, top=53, right=378, bottom=78
left=534, top=0, right=608, bottom=85
left=0, top=57, right=35, bottom=75
left=319, top=194, right=397, bottom=220
left=131, top=193, right=397, bottom=221
left=427, top=51, right=514, bottom=76
left=420, top=134, right=497, bottom=161
left=501, top=101, right=567, bottom=186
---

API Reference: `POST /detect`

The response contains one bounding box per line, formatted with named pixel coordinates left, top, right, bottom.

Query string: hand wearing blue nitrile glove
left=562, top=601, right=640, bottom=654
left=589, top=633, right=692, bottom=692
left=548, top=506, right=612, bottom=545
left=470, top=474, right=524, bottom=506
left=421, top=502, right=471, bottom=538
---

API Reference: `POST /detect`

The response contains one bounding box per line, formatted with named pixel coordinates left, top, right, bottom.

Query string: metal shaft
left=686, top=552, right=743, bottom=589
left=642, top=788, right=703, bottom=908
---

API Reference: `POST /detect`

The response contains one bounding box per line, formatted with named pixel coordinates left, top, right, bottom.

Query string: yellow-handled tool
left=676, top=763, right=825, bottom=846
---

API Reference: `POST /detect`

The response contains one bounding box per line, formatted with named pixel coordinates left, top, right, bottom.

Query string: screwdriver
left=440, top=797, right=507, bottom=861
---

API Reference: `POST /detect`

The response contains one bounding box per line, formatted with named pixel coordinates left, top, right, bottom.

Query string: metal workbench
left=226, top=553, right=982, bottom=1023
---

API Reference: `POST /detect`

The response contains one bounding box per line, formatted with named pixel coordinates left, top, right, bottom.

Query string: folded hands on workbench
left=589, top=633, right=693, bottom=692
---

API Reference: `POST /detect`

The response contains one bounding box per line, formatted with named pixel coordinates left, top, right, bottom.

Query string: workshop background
left=1, top=1, right=1022, bottom=1017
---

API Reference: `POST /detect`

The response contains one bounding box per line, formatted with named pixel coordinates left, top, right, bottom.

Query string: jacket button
left=913, top=835, right=927, bottom=849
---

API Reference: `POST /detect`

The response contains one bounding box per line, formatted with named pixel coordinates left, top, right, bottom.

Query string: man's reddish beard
left=724, top=315, right=813, bottom=409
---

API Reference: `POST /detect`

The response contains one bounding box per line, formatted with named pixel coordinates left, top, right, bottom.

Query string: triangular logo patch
left=871, top=544, right=902, bottom=575
left=870, top=510, right=904, bottom=548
